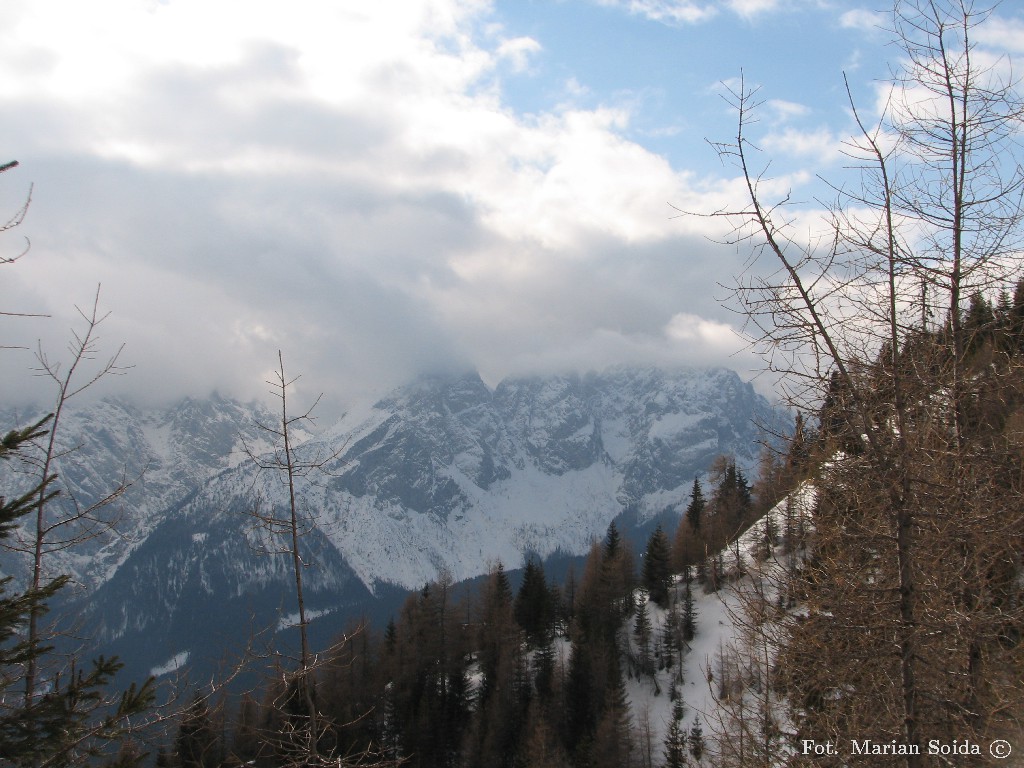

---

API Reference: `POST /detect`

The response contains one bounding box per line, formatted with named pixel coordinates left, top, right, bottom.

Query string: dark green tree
left=663, top=699, right=687, bottom=768
left=642, top=524, right=673, bottom=608
left=514, top=557, right=553, bottom=648
left=632, top=598, right=654, bottom=677
left=681, top=576, right=696, bottom=643
left=591, top=656, right=634, bottom=768
left=1010, top=278, right=1024, bottom=353
left=685, top=478, right=704, bottom=533
left=562, top=637, right=598, bottom=760
left=688, top=717, right=705, bottom=762
left=603, top=521, right=622, bottom=560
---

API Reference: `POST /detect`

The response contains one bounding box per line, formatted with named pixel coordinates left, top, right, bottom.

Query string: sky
left=0, top=0, right=1021, bottom=415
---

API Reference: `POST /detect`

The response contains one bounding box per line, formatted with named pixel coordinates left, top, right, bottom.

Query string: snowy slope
left=624, top=484, right=816, bottom=763
left=0, top=395, right=281, bottom=589
left=226, top=365, right=778, bottom=592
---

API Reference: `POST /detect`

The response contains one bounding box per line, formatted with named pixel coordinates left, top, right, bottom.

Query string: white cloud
left=665, top=312, right=743, bottom=350
left=974, top=15, right=1024, bottom=54
left=496, top=36, right=542, bottom=72
left=725, top=0, right=781, bottom=19
left=0, top=0, right=764, bottom=409
left=839, top=8, right=888, bottom=32
left=593, top=0, right=718, bottom=25
left=766, top=99, right=811, bottom=121
left=761, top=126, right=842, bottom=164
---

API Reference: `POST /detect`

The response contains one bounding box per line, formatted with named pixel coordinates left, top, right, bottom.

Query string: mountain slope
left=3, top=365, right=777, bottom=682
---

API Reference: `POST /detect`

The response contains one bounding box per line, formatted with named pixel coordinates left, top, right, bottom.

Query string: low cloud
left=0, top=0, right=774, bottom=414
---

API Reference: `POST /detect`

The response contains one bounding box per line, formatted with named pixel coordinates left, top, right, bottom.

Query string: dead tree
left=18, top=287, right=131, bottom=706
left=241, top=350, right=346, bottom=766
left=690, top=1, right=1024, bottom=763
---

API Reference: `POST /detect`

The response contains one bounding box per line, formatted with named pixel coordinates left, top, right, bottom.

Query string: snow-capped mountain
left=1, top=365, right=777, bottom=681
left=0, top=394, right=283, bottom=589
left=317, top=366, right=775, bottom=591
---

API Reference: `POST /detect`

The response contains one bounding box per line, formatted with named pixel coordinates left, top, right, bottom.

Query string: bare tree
left=15, top=286, right=132, bottom=707
left=240, top=350, right=350, bottom=766
left=692, top=1, right=1024, bottom=763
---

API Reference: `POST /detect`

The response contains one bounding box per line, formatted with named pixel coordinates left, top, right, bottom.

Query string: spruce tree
left=592, top=656, right=634, bottom=768
left=604, top=520, right=622, bottom=560
left=514, top=557, right=553, bottom=648
left=662, top=598, right=680, bottom=674
left=681, top=577, right=696, bottom=643
left=633, top=598, right=653, bottom=677
left=663, top=699, right=688, bottom=768
left=688, top=717, right=705, bottom=762
left=1011, top=278, right=1024, bottom=353
left=642, top=524, right=673, bottom=607
left=532, top=638, right=556, bottom=702
left=176, top=694, right=221, bottom=768
left=685, top=478, right=704, bottom=533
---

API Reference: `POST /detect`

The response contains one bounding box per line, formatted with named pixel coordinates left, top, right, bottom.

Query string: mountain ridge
left=1, top=364, right=778, bottom=681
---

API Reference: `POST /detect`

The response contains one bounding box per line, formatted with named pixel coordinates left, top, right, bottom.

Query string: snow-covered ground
left=625, top=483, right=816, bottom=762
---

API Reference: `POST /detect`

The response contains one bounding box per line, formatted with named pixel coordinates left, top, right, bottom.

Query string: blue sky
left=493, top=1, right=890, bottom=172
left=0, top=0, right=1020, bottom=412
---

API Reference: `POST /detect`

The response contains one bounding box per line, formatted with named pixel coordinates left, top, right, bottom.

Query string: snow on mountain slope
left=0, top=394, right=281, bottom=588
left=263, top=365, right=778, bottom=591
left=3, top=365, right=778, bottom=683
left=624, top=483, right=817, bottom=763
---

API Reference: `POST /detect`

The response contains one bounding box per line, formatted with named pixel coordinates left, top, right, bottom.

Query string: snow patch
left=150, top=651, right=189, bottom=677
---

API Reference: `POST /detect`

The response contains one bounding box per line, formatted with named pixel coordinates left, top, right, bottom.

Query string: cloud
left=591, top=0, right=718, bottom=25
left=975, top=15, right=1024, bottom=54
left=0, top=0, right=765, bottom=413
left=839, top=8, right=888, bottom=32
left=496, top=36, right=542, bottom=73
left=724, top=0, right=781, bottom=19
left=593, top=0, right=829, bottom=25
left=761, top=126, right=842, bottom=165
left=766, top=99, right=810, bottom=122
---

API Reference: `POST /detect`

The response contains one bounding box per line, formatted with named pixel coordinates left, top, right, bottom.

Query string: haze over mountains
left=1, top=365, right=775, bottom=679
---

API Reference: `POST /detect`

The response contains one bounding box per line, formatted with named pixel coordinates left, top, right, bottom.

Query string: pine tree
left=229, top=693, right=261, bottom=765
left=599, top=522, right=636, bottom=633
left=1010, top=278, right=1024, bottom=354
left=965, top=291, right=995, bottom=354
left=533, top=638, right=556, bottom=702
left=642, top=524, right=673, bottom=607
left=478, top=562, right=516, bottom=707
left=662, top=597, right=680, bottom=675
left=591, top=657, right=634, bottom=768
left=176, top=694, right=221, bottom=768
left=785, top=412, right=809, bottom=481
left=681, top=577, right=696, bottom=643
left=688, top=717, right=705, bottom=762
left=604, top=520, right=622, bottom=560
left=563, top=638, right=597, bottom=760
left=674, top=478, right=707, bottom=571
left=633, top=598, right=654, bottom=677
left=663, top=699, right=688, bottom=768
left=685, top=478, right=705, bottom=533
left=515, top=557, right=553, bottom=648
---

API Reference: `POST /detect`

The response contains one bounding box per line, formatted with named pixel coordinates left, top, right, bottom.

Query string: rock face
left=0, top=365, right=776, bottom=681
left=0, top=394, right=286, bottom=589
left=310, top=366, right=775, bottom=592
